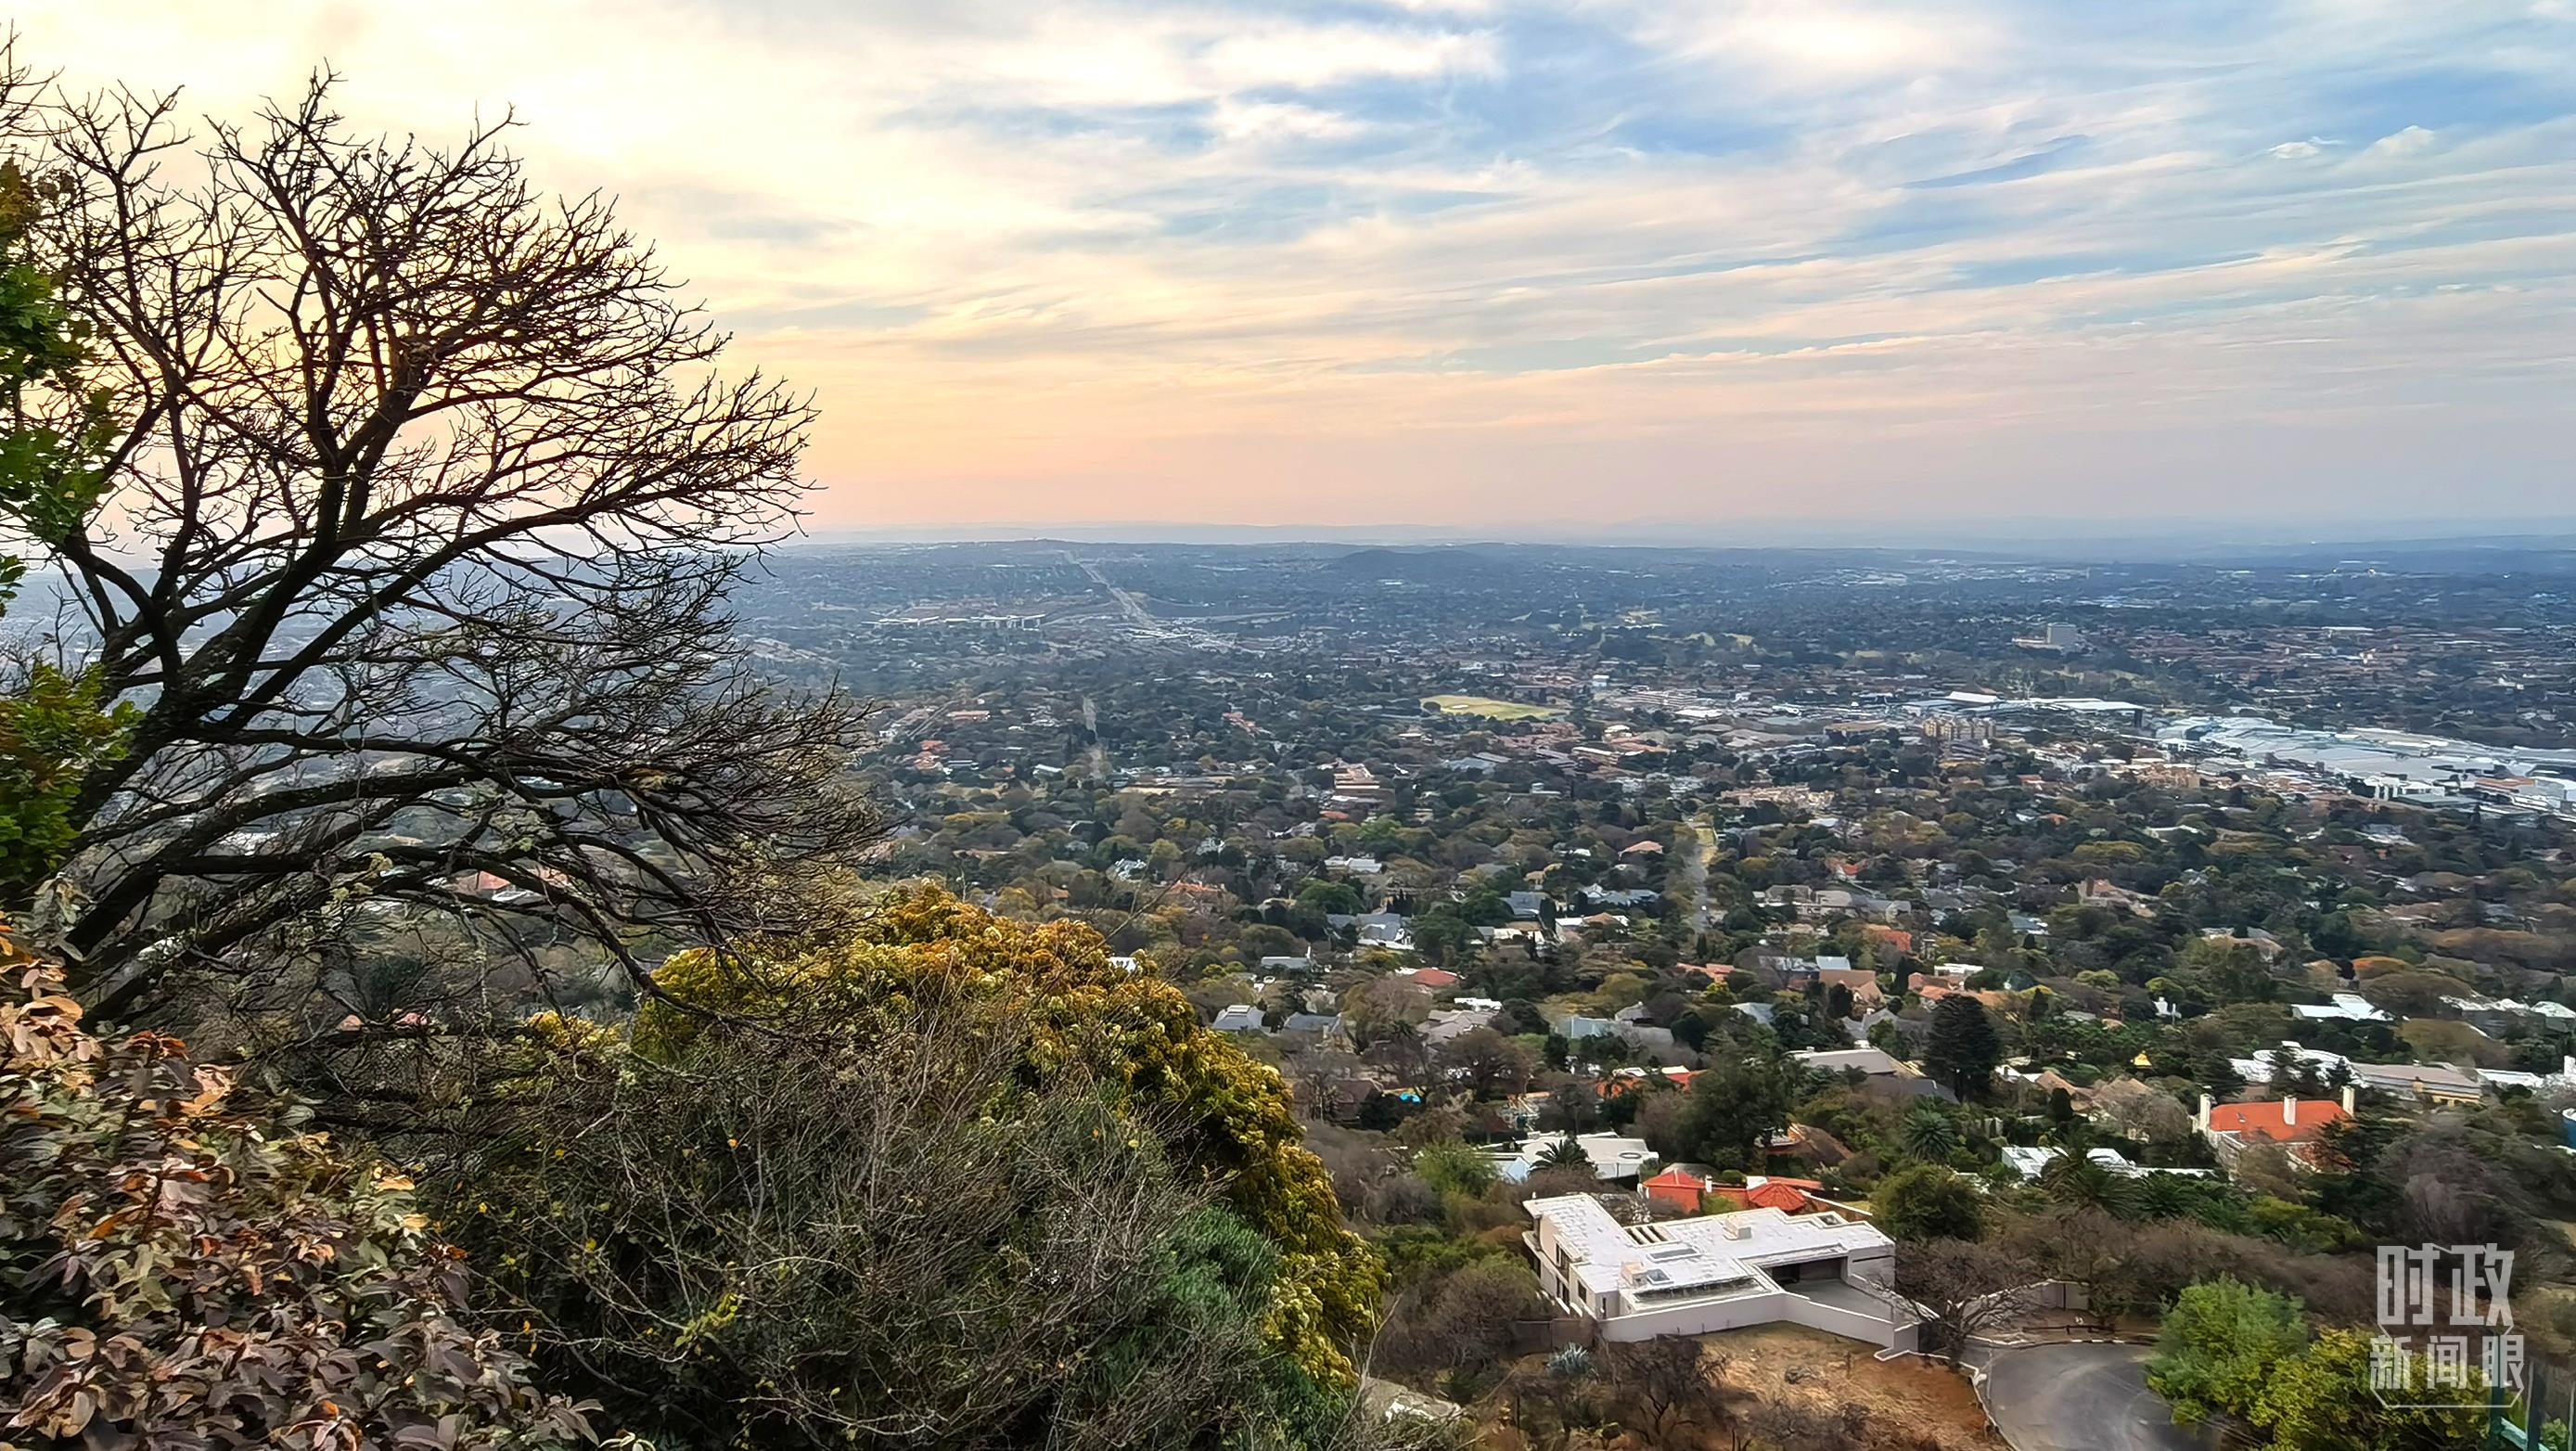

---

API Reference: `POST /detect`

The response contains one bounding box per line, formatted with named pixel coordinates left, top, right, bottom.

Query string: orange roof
left=2207, top=1098, right=2346, bottom=1142
left=1597, top=1065, right=1695, bottom=1098
left=1708, top=1176, right=1828, bottom=1213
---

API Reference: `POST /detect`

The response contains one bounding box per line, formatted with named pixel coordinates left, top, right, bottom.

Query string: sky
left=19, top=1, right=2576, bottom=537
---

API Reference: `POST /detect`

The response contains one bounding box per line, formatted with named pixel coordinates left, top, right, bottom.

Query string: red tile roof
left=2207, top=1098, right=2347, bottom=1142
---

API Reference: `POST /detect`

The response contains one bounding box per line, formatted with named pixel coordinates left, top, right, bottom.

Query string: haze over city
left=19, top=0, right=2573, bottom=534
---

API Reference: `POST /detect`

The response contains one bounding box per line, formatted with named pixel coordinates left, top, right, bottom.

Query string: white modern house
left=1491, top=1132, right=1653, bottom=1183
left=1524, top=1194, right=1916, bottom=1352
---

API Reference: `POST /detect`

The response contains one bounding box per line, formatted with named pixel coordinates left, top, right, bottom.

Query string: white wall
left=1597, top=1290, right=1791, bottom=1342
left=1780, top=1291, right=1916, bottom=1354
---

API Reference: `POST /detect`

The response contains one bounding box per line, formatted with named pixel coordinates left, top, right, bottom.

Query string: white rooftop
left=1526, top=1194, right=1889, bottom=1302
left=1494, top=1132, right=1652, bottom=1182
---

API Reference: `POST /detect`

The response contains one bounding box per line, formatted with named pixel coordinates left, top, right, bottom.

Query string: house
left=1815, top=967, right=1884, bottom=1008
left=2077, top=879, right=2158, bottom=916
left=1703, top=1175, right=1842, bottom=1213
left=2290, top=992, right=2390, bottom=1023
left=1280, top=1012, right=1344, bottom=1038
left=1492, top=1132, right=1654, bottom=1183
left=1423, top=1007, right=1501, bottom=1046
left=1524, top=1195, right=1912, bottom=1350
left=2202, top=927, right=2285, bottom=960
left=2342, top=1061, right=2482, bottom=1106
left=1599, top=1065, right=1697, bottom=1099
left=2198, top=1089, right=2353, bottom=1169
left=1401, top=966, right=1460, bottom=989
left=1506, top=890, right=1550, bottom=919
left=2231, top=1043, right=2482, bottom=1106
left=1352, top=913, right=1414, bottom=950
left=2001, top=1146, right=2211, bottom=1180
left=1551, top=1012, right=1618, bottom=1040
left=2477, top=1057, right=2576, bottom=1094
left=1641, top=1164, right=1728, bottom=1214
left=1792, top=1047, right=1905, bottom=1078
left=1211, top=1004, right=1265, bottom=1034
left=1861, top=925, right=1915, bottom=955
left=1643, top=1168, right=1842, bottom=1216
left=1795, top=1045, right=1948, bottom=1100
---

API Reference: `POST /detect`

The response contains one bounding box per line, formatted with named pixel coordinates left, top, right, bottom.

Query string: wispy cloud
left=17, top=0, right=2575, bottom=527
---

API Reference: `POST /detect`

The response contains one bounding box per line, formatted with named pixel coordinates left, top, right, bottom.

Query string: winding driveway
left=1974, top=1342, right=2201, bottom=1451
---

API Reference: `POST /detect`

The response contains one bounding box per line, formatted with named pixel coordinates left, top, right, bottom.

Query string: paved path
left=1975, top=1342, right=2200, bottom=1451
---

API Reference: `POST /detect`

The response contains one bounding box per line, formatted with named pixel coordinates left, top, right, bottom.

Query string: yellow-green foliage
left=636, top=886, right=1385, bottom=1384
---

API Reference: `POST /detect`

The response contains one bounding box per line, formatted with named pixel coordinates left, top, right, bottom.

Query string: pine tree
left=1924, top=995, right=2003, bottom=1098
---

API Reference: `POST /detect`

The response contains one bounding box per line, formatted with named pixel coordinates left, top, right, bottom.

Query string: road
left=1685, top=821, right=1718, bottom=932
left=1065, top=551, right=1156, bottom=628
left=1975, top=1343, right=2200, bottom=1451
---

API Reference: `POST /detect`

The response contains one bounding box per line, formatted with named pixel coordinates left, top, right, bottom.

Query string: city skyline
left=21, top=0, right=2576, bottom=532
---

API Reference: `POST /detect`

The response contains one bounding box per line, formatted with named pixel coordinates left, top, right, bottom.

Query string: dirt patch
left=1476, top=1325, right=2004, bottom=1451
left=1694, top=1325, right=2004, bottom=1451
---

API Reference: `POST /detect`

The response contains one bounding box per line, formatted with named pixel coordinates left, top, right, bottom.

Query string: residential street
left=1975, top=1343, right=2202, bottom=1451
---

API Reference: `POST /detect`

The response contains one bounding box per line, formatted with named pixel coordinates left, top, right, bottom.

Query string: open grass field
left=1420, top=694, right=1565, bottom=721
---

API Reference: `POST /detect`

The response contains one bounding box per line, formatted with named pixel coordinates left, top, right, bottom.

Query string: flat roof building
left=1524, top=1195, right=1913, bottom=1351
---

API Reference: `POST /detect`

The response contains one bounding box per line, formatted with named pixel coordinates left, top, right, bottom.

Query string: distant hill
left=1321, top=546, right=1503, bottom=581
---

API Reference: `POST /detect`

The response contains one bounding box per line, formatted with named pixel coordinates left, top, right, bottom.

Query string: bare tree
left=1892, top=1238, right=2041, bottom=1366
left=3, top=72, right=877, bottom=1023
left=1599, top=1337, right=1731, bottom=1443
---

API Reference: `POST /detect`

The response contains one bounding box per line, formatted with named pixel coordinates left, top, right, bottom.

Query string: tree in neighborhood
left=2146, top=1279, right=2483, bottom=1451
left=1899, top=1106, right=1961, bottom=1160
left=1923, top=995, right=2003, bottom=1098
left=2093, top=1077, right=2194, bottom=1144
left=1411, top=1138, right=1500, bottom=1200
left=2251, top=1328, right=2484, bottom=1451
left=3, top=72, right=877, bottom=1021
left=2147, top=1278, right=2310, bottom=1427
left=1872, top=1162, right=1985, bottom=1241
left=1599, top=1338, right=1731, bottom=1445
left=618, top=886, right=1391, bottom=1380
left=1532, top=1136, right=1594, bottom=1175
left=1892, top=1239, right=2037, bottom=1366
left=1374, top=1259, right=1551, bottom=1386
left=0, top=929, right=593, bottom=1448
left=2038, top=1154, right=2141, bottom=1217
left=1677, top=1051, right=1807, bottom=1169
left=1438, top=1023, right=1540, bottom=1099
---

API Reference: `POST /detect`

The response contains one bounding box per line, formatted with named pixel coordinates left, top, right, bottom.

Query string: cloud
left=11, top=0, right=2574, bottom=527
left=2365, top=124, right=2441, bottom=157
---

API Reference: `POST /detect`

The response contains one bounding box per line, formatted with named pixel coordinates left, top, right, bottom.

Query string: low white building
left=2289, top=992, right=2390, bottom=1023
left=1492, top=1132, right=1653, bottom=1183
left=2001, top=1145, right=2212, bottom=1180
left=1524, top=1195, right=1914, bottom=1351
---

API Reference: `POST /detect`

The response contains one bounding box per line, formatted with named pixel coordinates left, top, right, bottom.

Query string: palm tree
left=1533, top=1136, right=1594, bottom=1175
left=2044, top=1116, right=2097, bottom=1156
left=2134, top=1172, right=2198, bottom=1220
left=1901, top=1109, right=1960, bottom=1161
left=2040, top=1157, right=2138, bottom=1217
